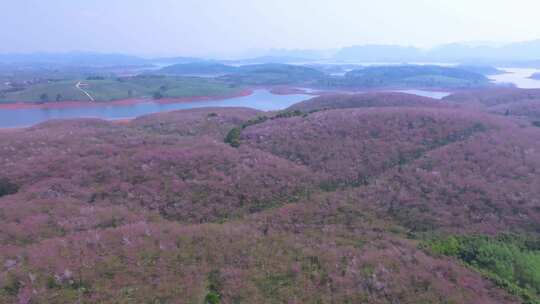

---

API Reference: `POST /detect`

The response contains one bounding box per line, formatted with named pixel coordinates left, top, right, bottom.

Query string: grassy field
left=0, top=76, right=242, bottom=103
left=0, top=80, right=87, bottom=102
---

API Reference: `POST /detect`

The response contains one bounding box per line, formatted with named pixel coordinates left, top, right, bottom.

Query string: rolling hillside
left=288, top=92, right=446, bottom=112
left=220, top=63, right=326, bottom=85
left=444, top=88, right=540, bottom=124
left=1, top=93, right=540, bottom=303
left=336, top=65, right=490, bottom=89
left=159, top=62, right=237, bottom=76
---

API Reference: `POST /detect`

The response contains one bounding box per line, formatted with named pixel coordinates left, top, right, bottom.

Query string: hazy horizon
left=2, top=0, right=540, bottom=58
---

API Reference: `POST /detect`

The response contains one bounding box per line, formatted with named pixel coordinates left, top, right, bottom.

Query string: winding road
left=76, top=81, right=95, bottom=102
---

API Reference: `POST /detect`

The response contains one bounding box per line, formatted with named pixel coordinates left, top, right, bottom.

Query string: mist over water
left=489, top=68, right=540, bottom=88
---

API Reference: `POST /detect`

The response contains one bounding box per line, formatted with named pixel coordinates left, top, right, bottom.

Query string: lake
left=0, top=90, right=313, bottom=128
left=0, top=88, right=452, bottom=128
left=489, top=68, right=540, bottom=88
left=297, top=87, right=451, bottom=99
left=390, top=89, right=451, bottom=99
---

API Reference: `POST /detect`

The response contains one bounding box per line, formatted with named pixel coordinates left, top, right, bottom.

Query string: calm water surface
left=0, top=88, right=453, bottom=128
left=0, top=90, right=311, bottom=128
left=489, top=68, right=540, bottom=89
left=390, top=89, right=450, bottom=99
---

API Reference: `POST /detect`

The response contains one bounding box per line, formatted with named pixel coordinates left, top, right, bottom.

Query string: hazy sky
left=1, top=0, right=540, bottom=57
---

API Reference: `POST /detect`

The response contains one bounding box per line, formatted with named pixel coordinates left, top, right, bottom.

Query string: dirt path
left=76, top=81, right=95, bottom=102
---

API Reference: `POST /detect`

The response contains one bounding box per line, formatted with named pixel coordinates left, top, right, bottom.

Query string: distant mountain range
left=253, top=40, right=540, bottom=65
left=0, top=52, right=201, bottom=67
left=334, top=45, right=422, bottom=62
left=2, top=40, right=540, bottom=67
left=334, top=40, right=540, bottom=64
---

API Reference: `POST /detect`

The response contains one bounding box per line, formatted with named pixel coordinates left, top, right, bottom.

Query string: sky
left=1, top=0, right=540, bottom=57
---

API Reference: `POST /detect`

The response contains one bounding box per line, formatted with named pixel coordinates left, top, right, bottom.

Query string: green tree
left=39, top=93, right=49, bottom=103
left=0, top=178, right=18, bottom=197
left=225, top=128, right=242, bottom=148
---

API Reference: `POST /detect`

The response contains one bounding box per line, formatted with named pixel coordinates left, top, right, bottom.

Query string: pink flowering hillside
left=288, top=92, right=446, bottom=112
left=443, top=88, right=540, bottom=107
left=241, top=107, right=497, bottom=188
left=1, top=94, right=539, bottom=303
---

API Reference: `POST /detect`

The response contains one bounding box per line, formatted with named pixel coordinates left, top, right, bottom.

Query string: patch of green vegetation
left=95, top=215, right=124, bottom=229
left=221, top=63, right=325, bottom=85
left=46, top=275, right=62, bottom=289
left=424, top=234, right=540, bottom=304
left=225, top=111, right=307, bottom=147
left=336, top=65, right=490, bottom=89
left=160, top=62, right=237, bottom=76
left=318, top=180, right=340, bottom=192
left=86, top=76, right=105, bottom=80
left=0, top=178, right=18, bottom=197
left=152, top=91, right=164, bottom=99
left=43, top=273, right=91, bottom=303
left=388, top=123, right=487, bottom=180
left=1, top=273, right=21, bottom=296
left=205, top=270, right=223, bottom=304
left=224, top=127, right=242, bottom=148
left=241, top=115, right=269, bottom=129
left=205, top=291, right=220, bottom=304
left=256, top=272, right=295, bottom=299
left=427, top=123, right=486, bottom=149
left=274, top=110, right=305, bottom=119
left=0, top=76, right=241, bottom=103
left=139, top=250, right=161, bottom=267
left=0, top=80, right=88, bottom=103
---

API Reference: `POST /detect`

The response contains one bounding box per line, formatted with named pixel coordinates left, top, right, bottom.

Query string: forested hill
left=2, top=90, right=540, bottom=303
